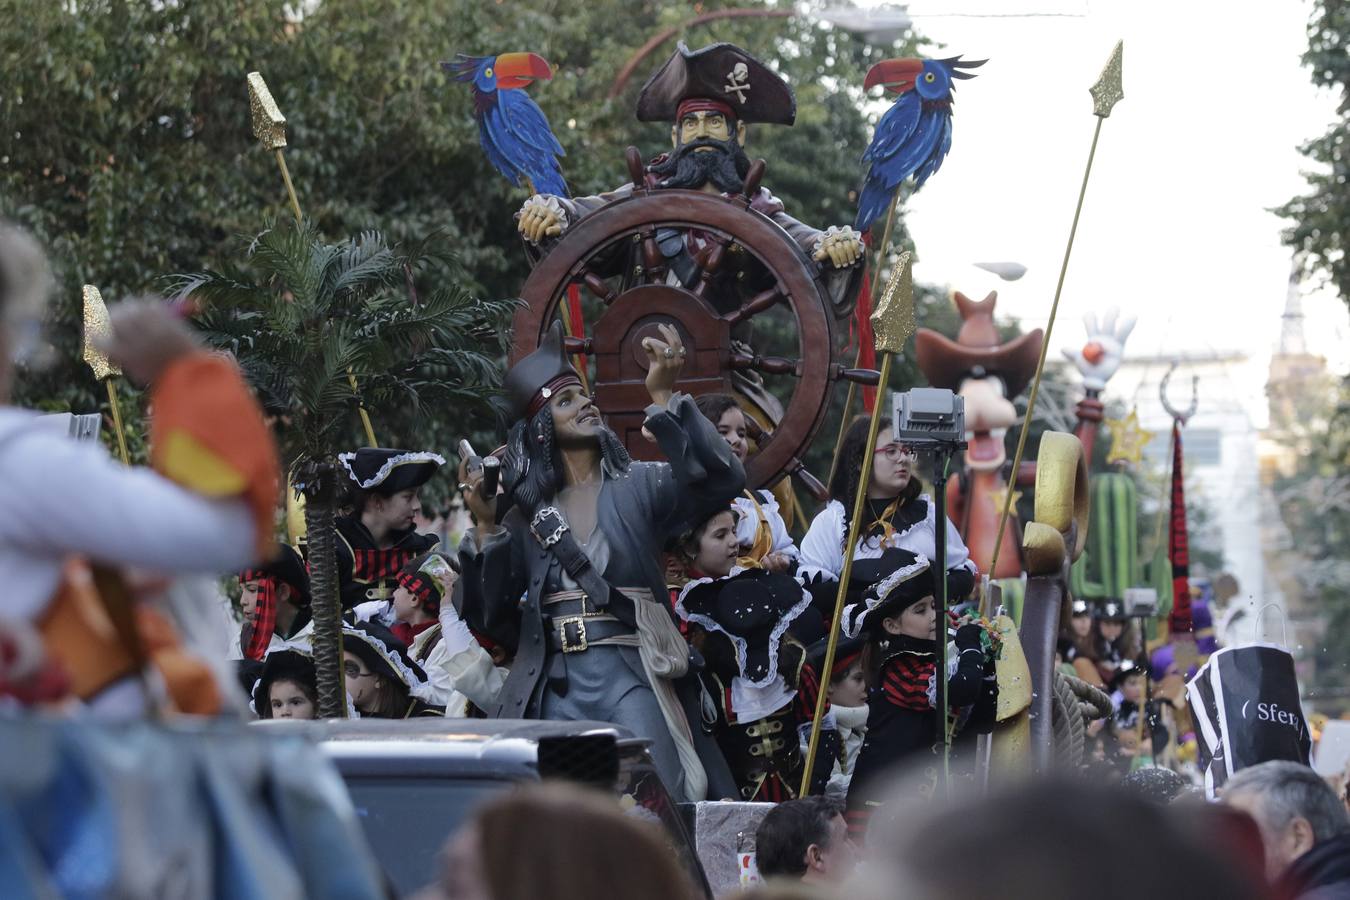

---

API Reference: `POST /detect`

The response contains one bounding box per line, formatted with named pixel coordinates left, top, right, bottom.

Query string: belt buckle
left=530, top=506, right=569, bottom=548
left=557, top=615, right=588, bottom=653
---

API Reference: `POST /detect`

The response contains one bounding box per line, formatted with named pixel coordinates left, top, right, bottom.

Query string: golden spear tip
left=81, top=284, right=120, bottom=380
left=1089, top=40, right=1124, bottom=118
left=247, top=71, right=287, bottom=150
left=870, top=250, right=916, bottom=355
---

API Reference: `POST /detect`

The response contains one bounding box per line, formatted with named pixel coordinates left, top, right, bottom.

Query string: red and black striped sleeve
left=880, top=654, right=934, bottom=711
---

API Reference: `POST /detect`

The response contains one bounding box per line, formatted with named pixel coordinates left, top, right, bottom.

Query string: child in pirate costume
left=250, top=648, right=318, bottom=720
left=352, top=551, right=488, bottom=714
left=455, top=322, right=744, bottom=802
left=807, top=635, right=869, bottom=799
left=335, top=448, right=444, bottom=610
left=673, top=507, right=835, bottom=801
left=798, top=417, right=978, bottom=641
left=342, top=620, right=444, bottom=718
left=235, top=543, right=312, bottom=661
left=693, top=393, right=799, bottom=574
left=842, top=552, right=997, bottom=837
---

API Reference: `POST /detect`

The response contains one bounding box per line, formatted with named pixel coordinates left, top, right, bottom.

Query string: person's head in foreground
left=852, top=775, right=1264, bottom=900
left=439, top=781, right=698, bottom=900
left=1223, top=760, right=1350, bottom=895
left=755, top=796, right=858, bottom=885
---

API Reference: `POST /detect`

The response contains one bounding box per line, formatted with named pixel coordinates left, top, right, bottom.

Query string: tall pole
left=987, top=41, right=1124, bottom=578
left=827, top=191, right=901, bottom=489
left=248, top=72, right=378, bottom=449
left=801, top=251, right=916, bottom=795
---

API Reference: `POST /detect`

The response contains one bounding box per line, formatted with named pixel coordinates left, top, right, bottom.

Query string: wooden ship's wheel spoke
left=512, top=147, right=839, bottom=493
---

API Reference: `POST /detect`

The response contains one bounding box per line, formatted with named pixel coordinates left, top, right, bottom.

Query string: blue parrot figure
left=442, top=52, right=568, bottom=197
left=854, top=56, right=984, bottom=232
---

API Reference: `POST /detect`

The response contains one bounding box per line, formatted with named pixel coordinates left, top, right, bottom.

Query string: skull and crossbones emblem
left=724, top=62, right=750, bottom=104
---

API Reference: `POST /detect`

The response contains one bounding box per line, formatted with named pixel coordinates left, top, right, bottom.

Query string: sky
left=864, top=0, right=1346, bottom=424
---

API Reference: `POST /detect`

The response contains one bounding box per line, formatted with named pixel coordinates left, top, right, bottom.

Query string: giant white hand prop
left=1062, top=308, right=1135, bottom=392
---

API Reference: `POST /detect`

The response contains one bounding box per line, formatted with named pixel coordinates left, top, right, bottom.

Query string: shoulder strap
left=526, top=506, right=636, bottom=628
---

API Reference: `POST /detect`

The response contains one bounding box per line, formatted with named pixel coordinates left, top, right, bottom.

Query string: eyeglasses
left=343, top=664, right=372, bottom=680
left=873, top=443, right=916, bottom=462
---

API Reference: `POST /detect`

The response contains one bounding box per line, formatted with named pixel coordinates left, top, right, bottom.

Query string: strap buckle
left=557, top=616, right=589, bottom=653
left=530, top=506, right=569, bottom=548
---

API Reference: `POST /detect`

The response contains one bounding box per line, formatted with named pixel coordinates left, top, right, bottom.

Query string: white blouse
left=797, top=495, right=976, bottom=583
left=731, top=490, right=799, bottom=559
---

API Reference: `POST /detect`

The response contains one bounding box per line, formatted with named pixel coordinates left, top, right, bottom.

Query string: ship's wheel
left=510, top=148, right=878, bottom=495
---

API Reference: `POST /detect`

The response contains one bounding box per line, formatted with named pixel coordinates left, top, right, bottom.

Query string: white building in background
left=1108, top=351, right=1265, bottom=635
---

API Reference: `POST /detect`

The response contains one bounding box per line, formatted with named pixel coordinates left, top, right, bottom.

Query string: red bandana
left=241, top=576, right=277, bottom=662
left=676, top=98, right=735, bottom=122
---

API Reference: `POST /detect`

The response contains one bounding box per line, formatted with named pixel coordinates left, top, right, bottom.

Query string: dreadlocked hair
left=503, top=404, right=632, bottom=514
left=829, top=415, right=920, bottom=551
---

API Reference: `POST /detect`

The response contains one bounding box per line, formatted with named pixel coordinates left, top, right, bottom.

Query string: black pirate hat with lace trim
left=342, top=620, right=436, bottom=702
left=339, top=448, right=445, bottom=495
left=676, top=567, right=812, bottom=687
left=841, top=550, right=934, bottom=639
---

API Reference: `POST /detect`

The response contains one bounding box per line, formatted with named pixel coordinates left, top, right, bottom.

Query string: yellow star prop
left=1106, top=407, right=1152, bottom=466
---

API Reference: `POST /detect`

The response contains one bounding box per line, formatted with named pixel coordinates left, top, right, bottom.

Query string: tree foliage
left=1, top=0, right=922, bottom=471
left=1278, top=0, right=1349, bottom=304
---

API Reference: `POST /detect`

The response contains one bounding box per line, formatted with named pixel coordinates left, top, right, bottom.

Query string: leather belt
left=543, top=614, right=636, bottom=654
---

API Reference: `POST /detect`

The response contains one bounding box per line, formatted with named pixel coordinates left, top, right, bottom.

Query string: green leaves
left=178, top=218, right=513, bottom=475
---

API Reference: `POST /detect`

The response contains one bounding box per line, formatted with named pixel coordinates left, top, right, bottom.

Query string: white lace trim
left=343, top=625, right=437, bottom=702
left=841, top=556, right=931, bottom=639
left=338, top=451, right=446, bottom=489
left=675, top=568, right=813, bottom=689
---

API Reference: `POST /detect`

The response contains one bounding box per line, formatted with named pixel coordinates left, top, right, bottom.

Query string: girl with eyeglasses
left=798, top=416, right=978, bottom=637
left=341, top=621, right=445, bottom=718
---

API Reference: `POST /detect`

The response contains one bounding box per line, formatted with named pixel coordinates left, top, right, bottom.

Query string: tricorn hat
left=342, top=620, right=436, bottom=702
left=914, top=292, right=1044, bottom=399
left=842, top=550, right=934, bottom=639
left=504, top=320, right=582, bottom=421
left=676, top=567, right=812, bottom=687
left=636, top=42, right=796, bottom=127
left=339, top=448, right=445, bottom=494
left=250, top=648, right=317, bottom=716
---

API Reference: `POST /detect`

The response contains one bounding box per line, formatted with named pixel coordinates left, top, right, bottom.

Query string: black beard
left=648, top=136, right=751, bottom=193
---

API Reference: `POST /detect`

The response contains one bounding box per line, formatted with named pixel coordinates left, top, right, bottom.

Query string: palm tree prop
left=170, top=220, right=515, bottom=716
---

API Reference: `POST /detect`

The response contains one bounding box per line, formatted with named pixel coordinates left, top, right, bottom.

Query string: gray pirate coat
left=457, top=396, right=744, bottom=783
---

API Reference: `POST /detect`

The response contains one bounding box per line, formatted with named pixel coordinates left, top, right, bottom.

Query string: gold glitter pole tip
left=81, top=284, right=120, bottom=380
left=871, top=250, right=916, bottom=356
left=1089, top=41, right=1124, bottom=118
left=247, top=71, right=287, bottom=149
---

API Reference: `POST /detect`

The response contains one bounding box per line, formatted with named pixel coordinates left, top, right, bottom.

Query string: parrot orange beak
left=493, top=52, right=553, bottom=90
left=864, top=58, right=924, bottom=94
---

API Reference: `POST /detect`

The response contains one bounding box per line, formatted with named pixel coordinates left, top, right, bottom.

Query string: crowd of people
left=2, top=202, right=1345, bottom=899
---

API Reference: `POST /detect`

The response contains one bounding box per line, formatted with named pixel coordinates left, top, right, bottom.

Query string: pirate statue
left=515, top=42, right=865, bottom=425
left=455, top=321, right=744, bottom=801
left=335, top=448, right=444, bottom=610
